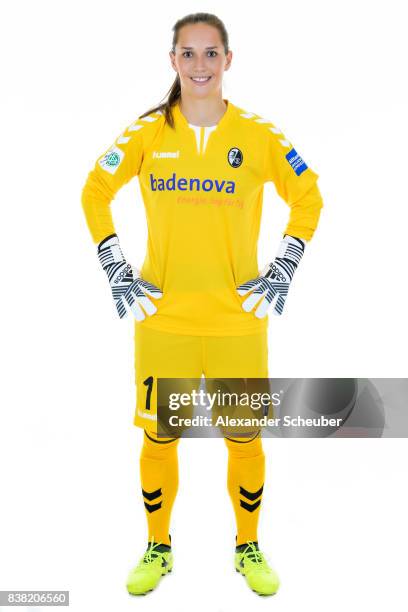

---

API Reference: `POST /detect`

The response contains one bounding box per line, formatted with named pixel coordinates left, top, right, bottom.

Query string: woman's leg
left=225, top=429, right=279, bottom=596
left=203, top=330, right=269, bottom=545
left=140, top=429, right=180, bottom=546
left=129, top=325, right=203, bottom=594
left=224, top=431, right=265, bottom=546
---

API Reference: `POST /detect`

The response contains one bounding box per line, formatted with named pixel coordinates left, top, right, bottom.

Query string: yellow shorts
left=133, top=323, right=269, bottom=430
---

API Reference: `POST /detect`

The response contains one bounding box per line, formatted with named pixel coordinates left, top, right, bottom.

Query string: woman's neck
left=178, top=95, right=227, bottom=127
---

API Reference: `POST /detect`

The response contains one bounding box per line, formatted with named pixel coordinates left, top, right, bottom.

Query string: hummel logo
left=153, top=150, right=180, bottom=159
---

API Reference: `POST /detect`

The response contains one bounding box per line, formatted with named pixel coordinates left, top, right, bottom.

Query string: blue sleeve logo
left=285, top=148, right=308, bottom=176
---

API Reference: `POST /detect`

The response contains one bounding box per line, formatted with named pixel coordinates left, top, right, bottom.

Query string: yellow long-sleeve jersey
left=82, top=98, right=323, bottom=336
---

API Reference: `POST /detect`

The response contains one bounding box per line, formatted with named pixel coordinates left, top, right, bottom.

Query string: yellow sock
left=224, top=432, right=265, bottom=546
left=139, top=429, right=180, bottom=547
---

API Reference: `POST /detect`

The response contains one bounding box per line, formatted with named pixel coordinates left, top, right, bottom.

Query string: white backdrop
left=1, top=1, right=407, bottom=611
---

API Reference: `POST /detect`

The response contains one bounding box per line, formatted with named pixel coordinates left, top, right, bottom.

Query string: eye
left=181, top=50, right=218, bottom=58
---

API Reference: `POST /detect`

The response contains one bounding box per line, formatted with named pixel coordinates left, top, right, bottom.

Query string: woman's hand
left=236, top=235, right=306, bottom=318
left=97, top=234, right=163, bottom=320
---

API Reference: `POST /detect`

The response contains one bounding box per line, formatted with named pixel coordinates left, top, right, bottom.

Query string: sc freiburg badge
left=228, top=147, right=243, bottom=168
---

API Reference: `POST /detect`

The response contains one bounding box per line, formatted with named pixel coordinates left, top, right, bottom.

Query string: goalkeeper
left=81, top=11, right=323, bottom=597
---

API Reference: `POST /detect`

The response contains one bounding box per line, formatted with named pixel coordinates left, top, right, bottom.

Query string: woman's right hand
left=97, top=234, right=163, bottom=320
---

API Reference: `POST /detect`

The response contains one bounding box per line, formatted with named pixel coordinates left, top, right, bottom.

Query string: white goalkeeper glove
left=97, top=234, right=162, bottom=320
left=236, top=234, right=306, bottom=318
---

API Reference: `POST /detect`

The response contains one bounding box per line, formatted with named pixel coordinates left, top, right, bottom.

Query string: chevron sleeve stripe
left=82, top=121, right=146, bottom=244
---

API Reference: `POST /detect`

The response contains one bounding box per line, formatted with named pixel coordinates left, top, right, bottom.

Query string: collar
left=172, top=98, right=235, bottom=132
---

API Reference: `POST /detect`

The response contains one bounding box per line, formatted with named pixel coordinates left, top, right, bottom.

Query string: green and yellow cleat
left=235, top=541, right=280, bottom=596
left=126, top=538, right=173, bottom=595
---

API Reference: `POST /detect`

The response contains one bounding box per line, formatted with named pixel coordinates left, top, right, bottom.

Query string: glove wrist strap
left=97, top=234, right=125, bottom=269
left=276, top=234, right=306, bottom=265
left=261, top=235, right=306, bottom=279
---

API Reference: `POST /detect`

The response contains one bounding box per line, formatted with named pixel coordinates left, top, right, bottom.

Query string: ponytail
left=138, top=74, right=181, bottom=129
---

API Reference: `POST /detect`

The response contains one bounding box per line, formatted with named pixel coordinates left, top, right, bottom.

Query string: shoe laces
left=140, top=537, right=164, bottom=565
left=240, top=541, right=267, bottom=568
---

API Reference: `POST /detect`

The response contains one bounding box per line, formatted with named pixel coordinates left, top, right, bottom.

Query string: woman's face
left=170, top=23, right=232, bottom=98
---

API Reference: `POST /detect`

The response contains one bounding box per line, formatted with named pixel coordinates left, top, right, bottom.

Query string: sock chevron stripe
left=240, top=499, right=261, bottom=512
left=142, top=487, right=162, bottom=501
left=144, top=501, right=162, bottom=513
left=239, top=484, right=264, bottom=501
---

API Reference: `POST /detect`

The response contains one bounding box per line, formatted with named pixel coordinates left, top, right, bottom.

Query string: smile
left=190, top=76, right=212, bottom=83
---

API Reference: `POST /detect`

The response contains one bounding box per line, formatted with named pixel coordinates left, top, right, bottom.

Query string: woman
left=81, top=12, right=323, bottom=597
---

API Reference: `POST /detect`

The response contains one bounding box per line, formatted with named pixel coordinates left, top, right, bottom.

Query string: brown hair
left=138, top=13, right=230, bottom=129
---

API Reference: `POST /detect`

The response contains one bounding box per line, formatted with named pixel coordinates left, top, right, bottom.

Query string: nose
left=193, top=55, right=208, bottom=72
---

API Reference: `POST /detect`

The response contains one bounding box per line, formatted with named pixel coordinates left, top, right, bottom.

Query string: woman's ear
left=169, top=51, right=177, bottom=73
left=224, top=50, right=233, bottom=71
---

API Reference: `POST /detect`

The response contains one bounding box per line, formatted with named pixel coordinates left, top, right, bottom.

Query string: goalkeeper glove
left=97, top=234, right=162, bottom=320
left=236, top=234, right=306, bottom=318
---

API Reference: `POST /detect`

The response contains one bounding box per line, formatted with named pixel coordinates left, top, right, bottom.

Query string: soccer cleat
left=126, top=538, right=173, bottom=595
left=235, top=541, right=280, bottom=596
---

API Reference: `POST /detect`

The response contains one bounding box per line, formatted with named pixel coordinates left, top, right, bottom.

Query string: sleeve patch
left=285, top=148, right=308, bottom=176
left=98, top=145, right=124, bottom=175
